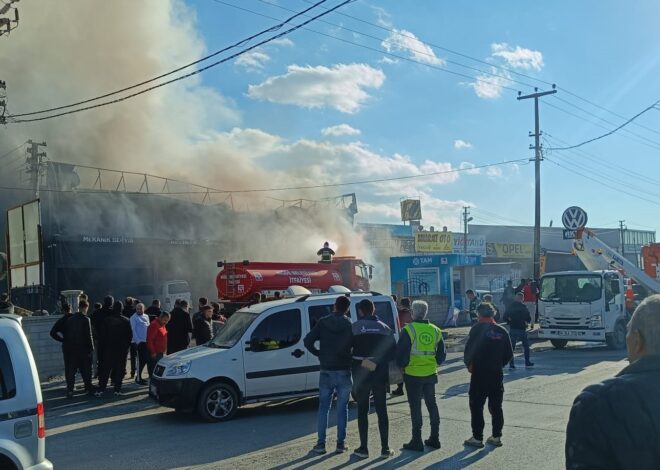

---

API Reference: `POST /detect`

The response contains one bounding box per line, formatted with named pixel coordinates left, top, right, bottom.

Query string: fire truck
left=216, top=256, right=373, bottom=313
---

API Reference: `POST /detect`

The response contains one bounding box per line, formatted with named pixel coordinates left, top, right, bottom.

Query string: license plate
left=556, top=330, right=583, bottom=337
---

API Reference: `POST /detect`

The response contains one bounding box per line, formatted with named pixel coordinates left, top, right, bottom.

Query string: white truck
left=538, top=227, right=660, bottom=350
left=538, top=270, right=627, bottom=349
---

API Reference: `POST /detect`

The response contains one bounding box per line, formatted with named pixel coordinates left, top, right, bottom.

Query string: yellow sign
left=415, top=231, right=453, bottom=253
left=486, top=243, right=533, bottom=259
left=540, top=255, right=546, bottom=275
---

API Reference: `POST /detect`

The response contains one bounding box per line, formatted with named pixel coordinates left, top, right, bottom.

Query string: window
left=374, top=301, right=396, bottom=331
left=209, top=311, right=258, bottom=349
left=250, top=309, right=301, bottom=352
left=168, top=282, right=190, bottom=295
left=308, top=304, right=335, bottom=330
left=0, top=340, right=16, bottom=400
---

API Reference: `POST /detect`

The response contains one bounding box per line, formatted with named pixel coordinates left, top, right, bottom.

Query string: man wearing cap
left=396, top=300, right=446, bottom=452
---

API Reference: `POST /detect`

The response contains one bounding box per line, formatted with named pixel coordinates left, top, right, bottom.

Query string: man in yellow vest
left=396, top=300, right=446, bottom=452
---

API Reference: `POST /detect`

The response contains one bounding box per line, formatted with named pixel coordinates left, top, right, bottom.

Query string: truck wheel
left=550, top=339, right=568, bottom=349
left=197, top=382, right=239, bottom=422
left=606, top=322, right=627, bottom=350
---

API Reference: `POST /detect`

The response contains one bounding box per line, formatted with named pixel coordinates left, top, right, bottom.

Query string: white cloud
left=269, top=38, right=294, bottom=47
left=454, top=139, right=473, bottom=150
left=379, top=56, right=399, bottom=65
left=247, top=64, right=385, bottom=113
left=321, top=124, right=361, bottom=137
left=381, top=29, right=445, bottom=66
left=459, top=161, right=481, bottom=175
left=471, top=67, right=512, bottom=99
left=486, top=166, right=503, bottom=178
left=491, top=43, right=544, bottom=71
left=235, top=50, right=271, bottom=70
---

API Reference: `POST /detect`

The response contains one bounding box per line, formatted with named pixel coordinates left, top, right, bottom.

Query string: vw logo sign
left=562, top=206, right=588, bottom=230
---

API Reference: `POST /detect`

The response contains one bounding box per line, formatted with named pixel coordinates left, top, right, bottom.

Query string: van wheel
left=0, top=455, right=17, bottom=470
left=197, top=382, right=239, bottom=422
left=606, top=322, right=627, bottom=350
left=550, top=339, right=568, bottom=349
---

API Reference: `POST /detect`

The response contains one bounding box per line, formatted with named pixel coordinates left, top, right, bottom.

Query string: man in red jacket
left=147, top=312, right=170, bottom=377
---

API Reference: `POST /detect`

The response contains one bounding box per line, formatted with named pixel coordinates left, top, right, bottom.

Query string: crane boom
left=574, top=228, right=660, bottom=294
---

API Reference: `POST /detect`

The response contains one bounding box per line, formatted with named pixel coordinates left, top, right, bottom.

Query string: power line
left=0, top=158, right=526, bottom=194
left=7, top=0, right=357, bottom=123
left=546, top=99, right=660, bottom=151
left=0, top=141, right=25, bottom=160
left=252, top=0, right=539, bottom=91
left=544, top=156, right=660, bottom=207
left=209, top=0, right=522, bottom=93
left=8, top=0, right=333, bottom=118
left=295, top=0, right=660, bottom=142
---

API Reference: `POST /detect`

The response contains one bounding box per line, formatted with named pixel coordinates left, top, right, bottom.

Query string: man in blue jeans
left=304, top=295, right=354, bottom=454
left=502, top=293, right=534, bottom=368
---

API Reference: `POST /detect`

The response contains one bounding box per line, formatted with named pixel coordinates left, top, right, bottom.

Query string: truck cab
left=538, top=270, right=627, bottom=350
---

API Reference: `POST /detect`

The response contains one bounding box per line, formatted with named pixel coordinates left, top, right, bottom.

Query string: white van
left=127, top=280, right=192, bottom=312
left=150, top=292, right=401, bottom=422
left=0, top=315, right=52, bottom=470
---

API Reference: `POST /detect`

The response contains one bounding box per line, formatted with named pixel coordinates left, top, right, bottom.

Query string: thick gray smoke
left=0, top=0, right=386, bottom=298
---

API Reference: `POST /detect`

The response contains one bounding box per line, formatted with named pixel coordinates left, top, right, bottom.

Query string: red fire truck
left=216, top=256, right=372, bottom=312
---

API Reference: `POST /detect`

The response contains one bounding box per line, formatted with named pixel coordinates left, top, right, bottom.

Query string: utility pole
left=619, top=220, right=627, bottom=257
left=25, top=140, right=47, bottom=198
left=518, top=86, right=557, bottom=281
left=463, top=206, right=473, bottom=257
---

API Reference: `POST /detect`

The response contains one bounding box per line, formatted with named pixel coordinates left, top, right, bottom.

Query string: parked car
left=150, top=291, right=401, bottom=422
left=0, top=315, right=52, bottom=470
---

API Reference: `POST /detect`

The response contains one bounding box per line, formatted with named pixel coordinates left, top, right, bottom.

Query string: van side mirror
left=368, top=266, right=373, bottom=280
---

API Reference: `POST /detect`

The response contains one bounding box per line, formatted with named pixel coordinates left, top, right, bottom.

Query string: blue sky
left=3, top=0, right=659, bottom=236
left=177, top=0, right=660, bottom=234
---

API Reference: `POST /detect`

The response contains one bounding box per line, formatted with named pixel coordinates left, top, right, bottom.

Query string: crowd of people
left=49, top=294, right=226, bottom=398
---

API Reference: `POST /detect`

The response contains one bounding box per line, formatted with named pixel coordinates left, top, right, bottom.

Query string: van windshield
left=540, top=274, right=603, bottom=303
left=168, top=282, right=190, bottom=295
left=208, top=311, right=259, bottom=349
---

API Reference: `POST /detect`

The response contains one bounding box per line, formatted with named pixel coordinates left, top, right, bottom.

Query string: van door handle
left=291, top=349, right=305, bottom=358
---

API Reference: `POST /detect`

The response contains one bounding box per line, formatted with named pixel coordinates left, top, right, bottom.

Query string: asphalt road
left=43, top=342, right=627, bottom=470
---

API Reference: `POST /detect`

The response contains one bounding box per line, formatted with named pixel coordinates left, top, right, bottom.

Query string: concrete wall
left=21, top=316, right=64, bottom=381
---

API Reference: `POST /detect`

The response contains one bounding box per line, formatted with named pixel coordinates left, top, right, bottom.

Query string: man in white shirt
left=130, top=303, right=151, bottom=385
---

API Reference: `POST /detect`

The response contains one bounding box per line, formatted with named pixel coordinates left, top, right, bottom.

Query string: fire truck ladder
left=574, top=228, right=660, bottom=294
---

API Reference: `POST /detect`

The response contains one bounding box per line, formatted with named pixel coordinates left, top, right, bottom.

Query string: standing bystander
left=147, top=312, right=170, bottom=377
left=130, top=303, right=150, bottom=385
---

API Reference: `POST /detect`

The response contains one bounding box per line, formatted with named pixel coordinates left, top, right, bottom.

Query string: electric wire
left=8, top=0, right=333, bottom=118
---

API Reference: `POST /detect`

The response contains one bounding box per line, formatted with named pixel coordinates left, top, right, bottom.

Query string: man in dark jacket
left=166, top=299, right=193, bottom=354
left=192, top=297, right=209, bottom=326
left=396, top=300, right=446, bottom=452
left=145, top=299, right=163, bottom=322
left=123, top=297, right=138, bottom=377
left=50, top=304, right=74, bottom=394
left=464, top=303, right=513, bottom=448
left=303, top=295, right=353, bottom=455
left=502, top=293, right=534, bottom=368
left=96, top=301, right=132, bottom=396
left=62, top=300, right=95, bottom=398
left=392, top=297, right=413, bottom=397
left=351, top=299, right=397, bottom=459
left=91, top=296, right=114, bottom=378
left=0, top=293, right=14, bottom=314
left=193, top=305, right=213, bottom=345
left=566, top=295, right=660, bottom=470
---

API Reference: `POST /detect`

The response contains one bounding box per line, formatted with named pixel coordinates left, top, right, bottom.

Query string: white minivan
left=0, top=315, right=52, bottom=470
left=150, top=292, right=401, bottom=422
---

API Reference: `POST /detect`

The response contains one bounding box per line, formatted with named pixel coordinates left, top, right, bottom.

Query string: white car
left=0, top=315, right=52, bottom=470
left=150, top=292, right=401, bottom=421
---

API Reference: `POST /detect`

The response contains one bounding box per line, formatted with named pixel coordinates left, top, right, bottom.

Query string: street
left=43, top=342, right=626, bottom=470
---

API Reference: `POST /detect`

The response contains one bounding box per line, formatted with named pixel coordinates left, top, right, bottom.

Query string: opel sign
left=562, top=206, right=588, bottom=230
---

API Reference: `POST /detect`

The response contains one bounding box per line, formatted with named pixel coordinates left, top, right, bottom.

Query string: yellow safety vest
left=403, top=322, right=442, bottom=377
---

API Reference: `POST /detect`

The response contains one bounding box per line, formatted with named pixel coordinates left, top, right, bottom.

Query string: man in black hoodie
left=50, top=303, right=74, bottom=394
left=351, top=299, right=397, bottom=460
left=145, top=299, right=163, bottom=322
left=463, top=303, right=513, bottom=449
left=96, top=301, right=133, bottom=397
left=91, top=296, right=114, bottom=377
left=304, top=295, right=353, bottom=455
left=167, top=299, right=193, bottom=354
left=62, top=300, right=95, bottom=398
left=193, top=305, right=213, bottom=345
